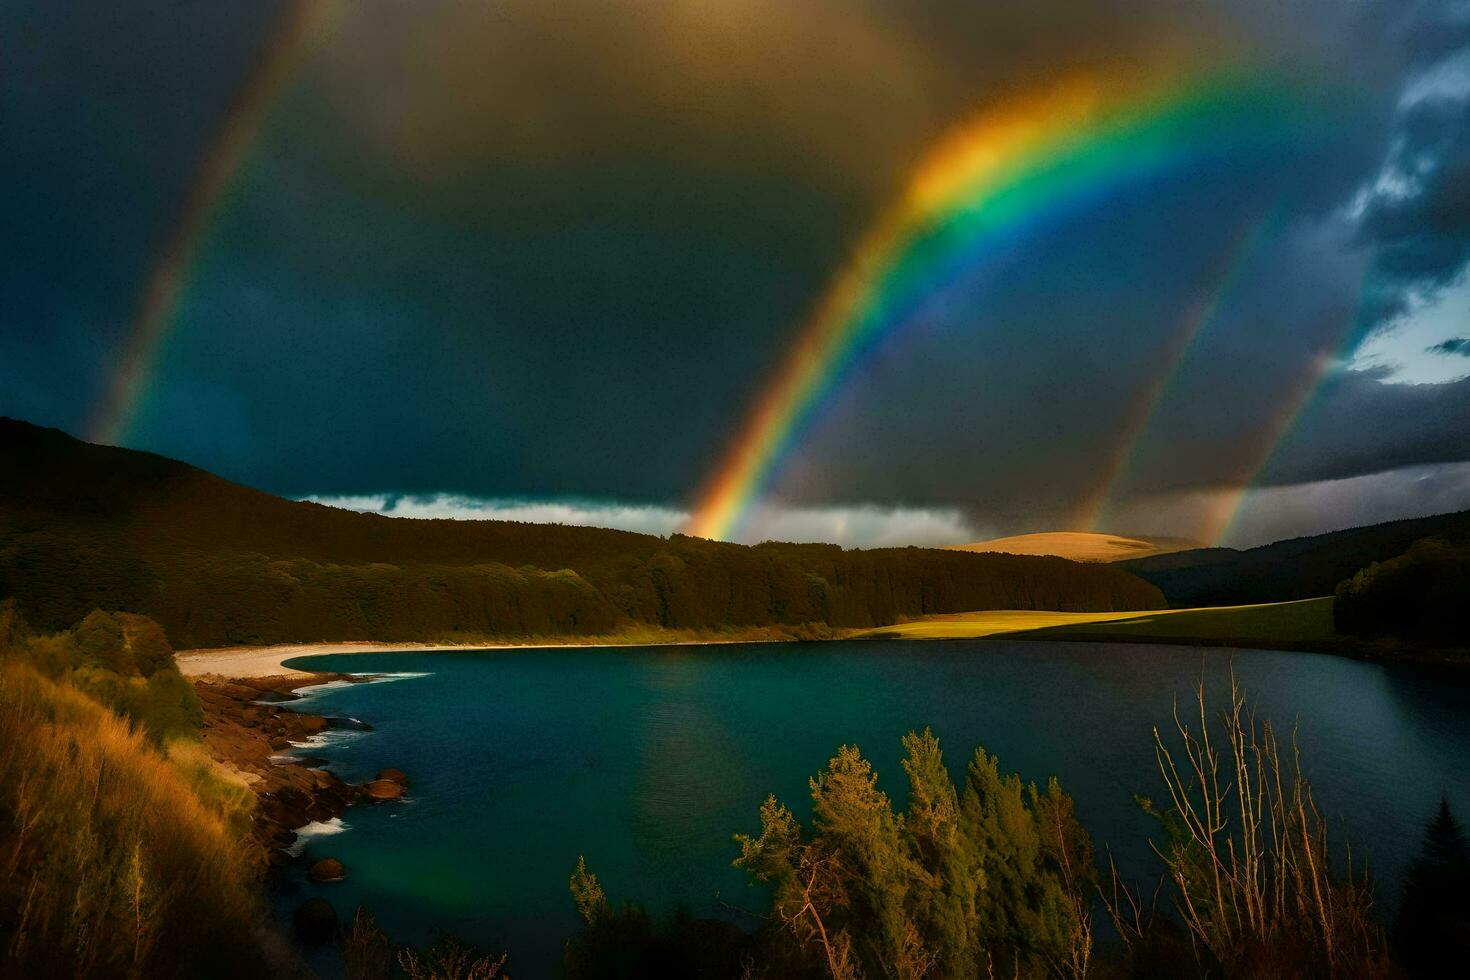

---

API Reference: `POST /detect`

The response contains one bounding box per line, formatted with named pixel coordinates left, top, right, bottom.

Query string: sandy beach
left=174, top=641, right=480, bottom=678
left=173, top=636, right=769, bottom=679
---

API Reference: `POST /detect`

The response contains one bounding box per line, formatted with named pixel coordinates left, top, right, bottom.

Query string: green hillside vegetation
left=1120, top=510, right=1470, bottom=607
left=0, top=419, right=1163, bottom=648
left=0, top=599, right=203, bottom=741
left=0, top=604, right=265, bottom=978
left=1335, top=538, right=1470, bottom=644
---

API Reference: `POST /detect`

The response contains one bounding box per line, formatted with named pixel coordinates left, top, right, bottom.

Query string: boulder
left=259, top=789, right=311, bottom=829
left=376, top=767, right=409, bottom=786
left=293, top=897, right=339, bottom=944
left=293, top=714, right=328, bottom=735
left=308, top=858, right=347, bottom=882
left=363, top=779, right=405, bottom=800
left=308, top=769, right=338, bottom=790
left=217, top=682, right=261, bottom=702
left=305, top=800, right=336, bottom=824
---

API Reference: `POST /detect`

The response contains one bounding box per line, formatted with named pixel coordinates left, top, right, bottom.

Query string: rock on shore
left=308, top=858, right=347, bottom=882
left=194, top=675, right=407, bottom=873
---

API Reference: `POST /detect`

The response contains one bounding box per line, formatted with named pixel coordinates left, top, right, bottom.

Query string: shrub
left=344, top=909, right=509, bottom=980
left=0, top=663, right=263, bottom=978
left=0, top=604, right=203, bottom=743
left=1103, top=676, right=1391, bottom=979
left=562, top=859, right=751, bottom=980
left=735, top=730, right=1095, bottom=980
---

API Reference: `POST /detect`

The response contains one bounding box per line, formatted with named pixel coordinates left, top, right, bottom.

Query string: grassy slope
left=947, top=531, right=1201, bottom=563
left=858, top=597, right=1339, bottom=647
left=0, top=663, right=265, bottom=978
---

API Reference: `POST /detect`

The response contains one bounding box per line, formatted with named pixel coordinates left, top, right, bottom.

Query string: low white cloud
left=734, top=504, right=979, bottom=548
left=300, top=494, right=690, bottom=537
left=300, top=494, right=979, bottom=549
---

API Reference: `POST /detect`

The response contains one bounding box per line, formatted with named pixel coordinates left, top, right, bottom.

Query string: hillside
left=0, top=419, right=1164, bottom=647
left=1121, top=510, right=1470, bottom=606
left=948, top=531, right=1202, bottom=562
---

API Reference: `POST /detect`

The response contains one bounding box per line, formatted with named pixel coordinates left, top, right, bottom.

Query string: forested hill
left=0, top=418, right=1162, bottom=647
left=1119, top=508, right=1470, bottom=607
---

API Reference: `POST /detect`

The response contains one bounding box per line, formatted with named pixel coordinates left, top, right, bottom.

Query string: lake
left=277, top=641, right=1470, bottom=978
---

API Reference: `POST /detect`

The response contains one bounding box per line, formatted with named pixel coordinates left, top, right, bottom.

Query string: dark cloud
left=1353, top=57, right=1470, bottom=336
left=1429, top=337, right=1470, bottom=355
left=3, top=0, right=1470, bottom=545
left=1261, top=370, right=1470, bottom=487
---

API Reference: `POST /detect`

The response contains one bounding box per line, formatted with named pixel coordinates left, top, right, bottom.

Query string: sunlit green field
left=858, top=597, right=1338, bottom=646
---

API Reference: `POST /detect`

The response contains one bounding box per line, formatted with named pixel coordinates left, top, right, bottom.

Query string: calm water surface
left=277, top=641, right=1470, bottom=978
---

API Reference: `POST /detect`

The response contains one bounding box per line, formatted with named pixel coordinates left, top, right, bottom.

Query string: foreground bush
left=735, top=730, right=1096, bottom=980
left=345, top=909, right=509, bottom=980
left=0, top=599, right=202, bottom=742
left=1103, top=677, right=1391, bottom=979
left=562, top=857, right=751, bottom=979
left=0, top=663, right=263, bottom=978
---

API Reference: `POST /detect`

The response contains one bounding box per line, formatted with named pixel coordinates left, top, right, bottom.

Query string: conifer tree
left=1394, top=798, right=1470, bottom=978
left=736, top=732, right=1095, bottom=979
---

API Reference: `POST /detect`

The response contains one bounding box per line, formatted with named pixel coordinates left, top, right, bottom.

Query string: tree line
left=0, top=421, right=1162, bottom=649
left=1334, top=537, right=1469, bottom=645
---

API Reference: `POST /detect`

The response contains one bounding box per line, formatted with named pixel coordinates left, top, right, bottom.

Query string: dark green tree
left=564, top=858, right=749, bottom=980
left=72, top=609, right=135, bottom=673
left=1393, top=798, right=1470, bottom=978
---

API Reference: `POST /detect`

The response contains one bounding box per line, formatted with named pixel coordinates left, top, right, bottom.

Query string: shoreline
left=175, top=635, right=807, bottom=679
left=192, top=671, right=414, bottom=881
left=178, top=641, right=494, bottom=679
left=176, top=614, right=1470, bottom=681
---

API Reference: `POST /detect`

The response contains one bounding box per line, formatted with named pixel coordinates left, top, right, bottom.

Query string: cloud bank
left=301, top=495, right=978, bottom=549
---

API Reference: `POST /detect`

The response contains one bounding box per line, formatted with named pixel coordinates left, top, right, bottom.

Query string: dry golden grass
left=947, top=531, right=1201, bottom=563
left=858, top=598, right=1339, bottom=648
left=855, top=608, right=1155, bottom=639
left=0, top=663, right=264, bottom=978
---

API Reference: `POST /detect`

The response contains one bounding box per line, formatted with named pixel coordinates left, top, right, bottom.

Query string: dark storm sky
left=4, top=0, right=1470, bottom=547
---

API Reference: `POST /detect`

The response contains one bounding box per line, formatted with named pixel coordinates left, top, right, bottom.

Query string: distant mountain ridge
left=0, top=418, right=1163, bottom=647
left=949, top=531, right=1202, bottom=563
left=1120, top=510, right=1470, bottom=606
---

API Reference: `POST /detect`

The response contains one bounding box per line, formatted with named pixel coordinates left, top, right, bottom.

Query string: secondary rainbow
left=88, top=0, right=339, bottom=446
left=1071, top=209, right=1280, bottom=533
left=685, top=64, right=1319, bottom=542
left=1208, top=312, right=1361, bottom=545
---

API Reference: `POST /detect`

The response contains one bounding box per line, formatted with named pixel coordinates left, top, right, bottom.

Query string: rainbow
left=1207, top=315, right=1358, bottom=545
left=88, top=0, right=339, bottom=446
left=1070, top=210, right=1280, bottom=533
left=685, top=64, right=1321, bottom=542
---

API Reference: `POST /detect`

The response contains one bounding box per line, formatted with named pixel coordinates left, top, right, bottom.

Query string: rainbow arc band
left=685, top=65, right=1323, bottom=543
left=89, top=0, right=340, bottom=447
